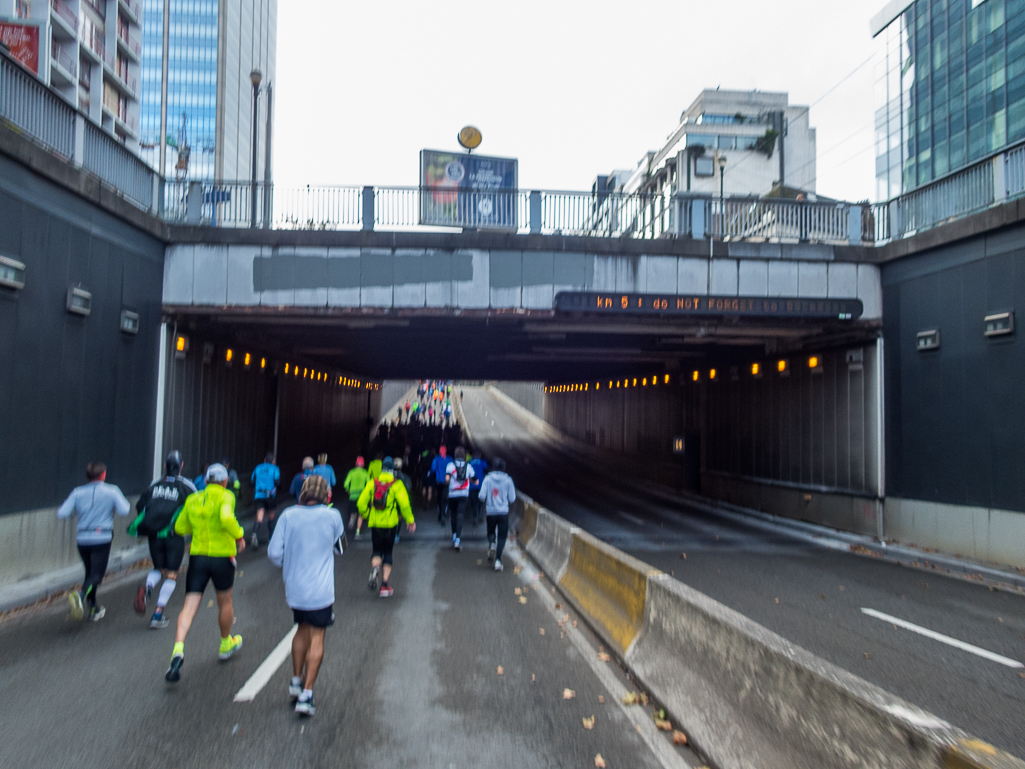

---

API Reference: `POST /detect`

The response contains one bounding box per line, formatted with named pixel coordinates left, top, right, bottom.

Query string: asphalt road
left=460, top=386, right=1025, bottom=759
left=0, top=501, right=697, bottom=769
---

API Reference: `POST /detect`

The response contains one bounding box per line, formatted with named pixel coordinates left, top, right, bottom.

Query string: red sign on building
left=0, top=22, right=40, bottom=75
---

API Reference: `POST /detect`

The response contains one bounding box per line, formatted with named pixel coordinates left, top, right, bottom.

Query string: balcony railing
left=50, top=42, right=77, bottom=77
left=82, top=28, right=105, bottom=60
left=50, top=0, right=78, bottom=30
left=117, top=30, right=142, bottom=59
left=118, top=0, right=140, bottom=21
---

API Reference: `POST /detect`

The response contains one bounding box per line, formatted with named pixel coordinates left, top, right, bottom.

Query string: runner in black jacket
left=129, top=451, right=195, bottom=628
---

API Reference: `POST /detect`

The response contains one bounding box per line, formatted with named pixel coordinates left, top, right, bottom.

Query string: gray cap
left=205, top=463, right=229, bottom=483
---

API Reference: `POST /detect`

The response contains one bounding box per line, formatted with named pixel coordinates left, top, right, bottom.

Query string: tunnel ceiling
left=168, top=308, right=880, bottom=382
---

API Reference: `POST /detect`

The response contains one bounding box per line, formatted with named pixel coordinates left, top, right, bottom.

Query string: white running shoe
left=494, top=559, right=503, bottom=572
left=289, top=676, right=303, bottom=700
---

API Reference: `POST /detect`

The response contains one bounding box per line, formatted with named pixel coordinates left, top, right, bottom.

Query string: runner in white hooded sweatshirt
left=477, top=457, right=516, bottom=572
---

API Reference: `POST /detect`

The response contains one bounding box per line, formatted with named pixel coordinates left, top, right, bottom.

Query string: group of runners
left=53, top=386, right=516, bottom=719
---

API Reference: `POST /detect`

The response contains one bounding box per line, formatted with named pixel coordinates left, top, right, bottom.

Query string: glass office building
left=139, top=0, right=276, bottom=180
left=873, top=0, right=1025, bottom=201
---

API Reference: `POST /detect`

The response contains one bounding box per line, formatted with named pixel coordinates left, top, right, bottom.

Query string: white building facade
left=1, top=0, right=143, bottom=149
left=605, top=89, right=818, bottom=201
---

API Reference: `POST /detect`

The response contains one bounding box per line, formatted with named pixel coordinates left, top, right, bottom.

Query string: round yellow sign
left=457, top=125, right=482, bottom=150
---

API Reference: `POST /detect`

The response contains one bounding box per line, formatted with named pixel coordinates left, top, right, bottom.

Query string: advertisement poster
left=420, top=150, right=518, bottom=230
left=0, top=22, right=40, bottom=75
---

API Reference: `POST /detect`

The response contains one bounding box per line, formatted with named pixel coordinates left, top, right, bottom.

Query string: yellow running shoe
left=218, top=634, right=243, bottom=661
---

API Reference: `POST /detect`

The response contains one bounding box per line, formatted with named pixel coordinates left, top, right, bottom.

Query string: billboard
left=0, top=22, right=40, bottom=75
left=420, top=150, right=518, bottom=230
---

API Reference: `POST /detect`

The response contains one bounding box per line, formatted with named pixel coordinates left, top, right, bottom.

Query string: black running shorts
left=293, top=605, right=334, bottom=628
left=148, top=536, right=185, bottom=572
left=371, top=526, right=398, bottom=564
left=185, top=555, right=235, bottom=593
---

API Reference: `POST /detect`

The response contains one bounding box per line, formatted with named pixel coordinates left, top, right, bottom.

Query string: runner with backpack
left=129, top=451, right=195, bottom=628
left=356, top=457, right=415, bottom=598
left=445, top=447, right=475, bottom=551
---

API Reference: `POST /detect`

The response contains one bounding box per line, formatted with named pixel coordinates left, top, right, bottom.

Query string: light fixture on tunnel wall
left=175, top=334, right=189, bottom=360
left=66, top=287, right=91, bottom=316
left=664, top=374, right=670, bottom=384
left=808, top=355, right=823, bottom=373
left=225, top=349, right=233, bottom=367
left=244, top=353, right=251, bottom=367
left=284, top=363, right=290, bottom=374
left=984, top=311, right=1014, bottom=337
left=709, top=368, right=717, bottom=381
left=777, top=359, right=789, bottom=376
left=0, top=254, right=26, bottom=290
left=692, top=370, right=699, bottom=382
left=261, top=357, right=266, bottom=370
left=632, top=378, right=637, bottom=387
left=119, top=309, right=140, bottom=335
left=751, top=363, right=761, bottom=378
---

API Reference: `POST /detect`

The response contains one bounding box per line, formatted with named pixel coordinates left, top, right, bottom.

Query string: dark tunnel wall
left=160, top=333, right=381, bottom=499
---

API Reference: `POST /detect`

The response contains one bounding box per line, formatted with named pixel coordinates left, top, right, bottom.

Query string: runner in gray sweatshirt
left=57, top=461, right=132, bottom=621
left=477, top=457, right=516, bottom=572
left=267, top=474, right=345, bottom=717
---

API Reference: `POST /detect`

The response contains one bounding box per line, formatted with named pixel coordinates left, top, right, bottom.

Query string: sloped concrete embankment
left=513, top=496, right=1025, bottom=769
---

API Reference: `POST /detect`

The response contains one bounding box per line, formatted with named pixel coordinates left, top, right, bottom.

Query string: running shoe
left=289, top=676, right=303, bottom=700
left=250, top=532, right=259, bottom=549
left=165, top=653, right=184, bottom=682
left=134, top=584, right=149, bottom=614
left=453, top=537, right=461, bottom=551
left=218, top=634, right=243, bottom=661
left=379, top=585, right=394, bottom=598
left=354, top=530, right=362, bottom=540
left=89, top=606, right=106, bottom=622
left=368, top=566, right=381, bottom=592
left=68, top=591, right=84, bottom=621
left=295, top=695, right=316, bottom=717
left=487, top=544, right=496, bottom=563
left=494, top=559, right=504, bottom=572
left=150, top=612, right=169, bottom=629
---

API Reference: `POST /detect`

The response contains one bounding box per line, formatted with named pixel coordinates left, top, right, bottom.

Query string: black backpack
left=455, top=461, right=468, bottom=482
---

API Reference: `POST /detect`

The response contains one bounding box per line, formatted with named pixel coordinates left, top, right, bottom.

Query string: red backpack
left=372, top=479, right=394, bottom=510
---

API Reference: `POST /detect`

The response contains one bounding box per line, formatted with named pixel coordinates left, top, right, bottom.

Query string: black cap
left=165, top=450, right=183, bottom=476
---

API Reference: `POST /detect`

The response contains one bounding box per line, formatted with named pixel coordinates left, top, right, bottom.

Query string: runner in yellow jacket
left=165, top=464, right=245, bottom=683
left=356, top=457, right=415, bottom=598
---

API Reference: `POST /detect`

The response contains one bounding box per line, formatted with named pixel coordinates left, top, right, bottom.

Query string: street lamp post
left=718, top=154, right=727, bottom=243
left=250, top=68, right=262, bottom=228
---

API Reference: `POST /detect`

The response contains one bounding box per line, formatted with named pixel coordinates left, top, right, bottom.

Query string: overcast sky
left=274, top=0, right=885, bottom=202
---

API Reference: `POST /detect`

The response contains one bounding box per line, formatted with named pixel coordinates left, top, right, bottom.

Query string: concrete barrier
left=521, top=501, right=1025, bottom=769
left=559, top=530, right=657, bottom=655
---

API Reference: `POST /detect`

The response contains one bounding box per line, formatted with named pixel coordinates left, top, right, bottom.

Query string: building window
left=15, top=0, right=30, bottom=19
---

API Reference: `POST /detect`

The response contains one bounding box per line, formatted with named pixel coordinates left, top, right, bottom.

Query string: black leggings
left=77, top=542, right=112, bottom=607
left=486, top=515, right=509, bottom=559
left=448, top=496, right=467, bottom=538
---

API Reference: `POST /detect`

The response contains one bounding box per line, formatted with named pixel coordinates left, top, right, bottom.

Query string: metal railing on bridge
left=6, top=41, right=1025, bottom=246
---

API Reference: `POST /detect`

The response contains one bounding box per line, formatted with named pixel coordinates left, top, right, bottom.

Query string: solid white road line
left=508, top=546, right=690, bottom=769
left=233, top=624, right=299, bottom=702
left=860, top=608, right=1024, bottom=669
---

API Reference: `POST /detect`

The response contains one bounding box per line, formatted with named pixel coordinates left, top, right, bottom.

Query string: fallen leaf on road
left=635, top=725, right=642, bottom=733
left=539, top=628, right=545, bottom=635
left=582, top=716, right=595, bottom=730
left=774, top=598, right=779, bottom=604
left=820, top=594, right=826, bottom=600
left=563, top=688, right=576, bottom=700
left=554, top=603, right=562, bottom=609
left=532, top=674, right=536, bottom=681
left=839, top=586, right=845, bottom=591
left=497, top=666, right=504, bottom=675
left=594, top=754, right=606, bottom=768
left=680, top=553, right=687, bottom=559
left=514, top=588, right=522, bottom=596
left=598, top=695, right=605, bottom=703
left=597, top=652, right=611, bottom=662
left=513, top=566, right=523, bottom=575
left=572, top=620, right=578, bottom=628
left=672, top=730, right=688, bottom=746
left=864, top=653, right=872, bottom=659
left=477, top=560, right=482, bottom=565
left=655, top=719, right=672, bottom=731
left=622, top=692, right=640, bottom=705
left=207, top=599, right=214, bottom=608
left=518, top=596, right=528, bottom=604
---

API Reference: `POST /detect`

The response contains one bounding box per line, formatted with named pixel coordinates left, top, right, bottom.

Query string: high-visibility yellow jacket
left=343, top=466, right=370, bottom=501
left=368, top=459, right=383, bottom=481
left=356, top=472, right=414, bottom=529
left=174, top=484, right=244, bottom=556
